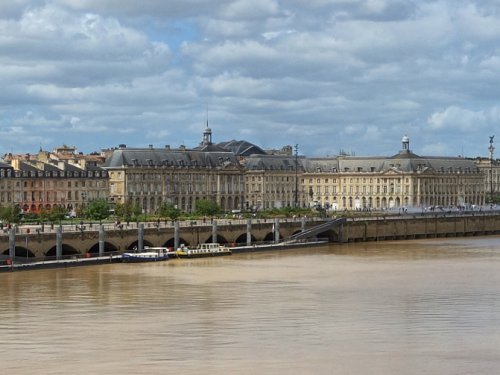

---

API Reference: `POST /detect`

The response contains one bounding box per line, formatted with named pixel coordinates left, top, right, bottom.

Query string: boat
left=122, top=247, right=169, bottom=262
left=176, top=243, right=231, bottom=258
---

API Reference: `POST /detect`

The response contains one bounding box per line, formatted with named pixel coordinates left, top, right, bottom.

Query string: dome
left=402, top=135, right=409, bottom=143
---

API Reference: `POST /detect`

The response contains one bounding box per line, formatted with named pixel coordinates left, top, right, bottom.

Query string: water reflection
left=1, top=237, right=500, bottom=374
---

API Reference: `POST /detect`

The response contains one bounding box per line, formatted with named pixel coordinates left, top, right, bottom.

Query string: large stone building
left=243, top=154, right=306, bottom=211
left=104, top=128, right=244, bottom=213
left=2, top=147, right=109, bottom=215
left=302, top=136, right=485, bottom=211
left=0, top=130, right=488, bottom=216
left=475, top=158, right=500, bottom=202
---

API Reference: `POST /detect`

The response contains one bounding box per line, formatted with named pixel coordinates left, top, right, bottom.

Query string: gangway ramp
left=284, top=218, right=346, bottom=242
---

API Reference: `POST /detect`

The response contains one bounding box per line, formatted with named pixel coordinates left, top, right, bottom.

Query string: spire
left=202, top=108, right=212, bottom=145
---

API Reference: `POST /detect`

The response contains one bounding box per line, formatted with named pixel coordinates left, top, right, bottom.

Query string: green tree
left=115, top=201, right=141, bottom=221
left=0, top=204, right=21, bottom=223
left=84, top=199, right=110, bottom=221
left=48, top=205, right=67, bottom=222
left=159, top=203, right=181, bottom=220
left=195, top=199, right=220, bottom=216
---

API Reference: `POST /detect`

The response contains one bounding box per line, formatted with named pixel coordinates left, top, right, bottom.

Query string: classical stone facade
left=475, top=158, right=500, bottom=201
left=104, top=138, right=244, bottom=214
left=302, top=136, right=485, bottom=210
left=2, top=147, right=109, bottom=214
left=0, top=132, right=488, bottom=216
left=243, top=155, right=305, bottom=210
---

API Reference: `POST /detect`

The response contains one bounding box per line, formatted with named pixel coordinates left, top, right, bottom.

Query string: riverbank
left=0, top=254, right=122, bottom=273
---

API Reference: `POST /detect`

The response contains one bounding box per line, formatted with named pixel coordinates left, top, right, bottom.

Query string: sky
left=0, top=0, right=499, bottom=158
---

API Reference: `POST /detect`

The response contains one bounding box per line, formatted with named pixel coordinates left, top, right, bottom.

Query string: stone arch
left=205, top=234, right=229, bottom=244
left=263, top=232, right=281, bottom=242
left=235, top=233, right=256, bottom=245
left=87, top=242, right=119, bottom=254
left=45, top=244, right=80, bottom=259
left=395, top=197, right=401, bottom=207
left=1, top=247, right=36, bottom=259
left=127, top=239, right=154, bottom=250
left=163, top=237, right=189, bottom=248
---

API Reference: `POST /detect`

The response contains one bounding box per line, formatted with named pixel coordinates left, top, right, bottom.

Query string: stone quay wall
left=1, top=213, right=500, bottom=260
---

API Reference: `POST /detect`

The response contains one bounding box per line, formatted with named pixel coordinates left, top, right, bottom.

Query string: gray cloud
left=0, top=0, right=499, bottom=158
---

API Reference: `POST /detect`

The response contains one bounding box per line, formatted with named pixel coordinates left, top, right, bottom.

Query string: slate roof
left=0, top=160, right=13, bottom=169
left=244, top=155, right=304, bottom=171
left=217, top=140, right=266, bottom=157
left=104, top=147, right=241, bottom=169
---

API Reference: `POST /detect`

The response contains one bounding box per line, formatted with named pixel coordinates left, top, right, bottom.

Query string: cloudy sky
left=0, top=0, right=499, bottom=158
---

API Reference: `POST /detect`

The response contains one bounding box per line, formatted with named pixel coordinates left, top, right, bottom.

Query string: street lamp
left=294, top=144, right=299, bottom=208
left=489, top=135, right=495, bottom=204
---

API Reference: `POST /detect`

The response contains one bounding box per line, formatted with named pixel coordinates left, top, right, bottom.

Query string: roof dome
left=402, top=135, right=409, bottom=143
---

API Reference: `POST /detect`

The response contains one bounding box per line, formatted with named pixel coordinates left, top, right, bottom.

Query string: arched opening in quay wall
left=45, top=244, right=80, bottom=259
left=87, top=242, right=119, bottom=254
left=263, top=232, right=281, bottom=242
left=234, top=233, right=256, bottom=245
left=127, top=240, right=154, bottom=250
left=1, top=247, right=36, bottom=259
left=205, top=235, right=229, bottom=244
left=163, top=238, right=190, bottom=248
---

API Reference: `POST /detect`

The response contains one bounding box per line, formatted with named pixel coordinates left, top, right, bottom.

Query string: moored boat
left=176, top=243, right=231, bottom=258
left=122, top=247, right=169, bottom=262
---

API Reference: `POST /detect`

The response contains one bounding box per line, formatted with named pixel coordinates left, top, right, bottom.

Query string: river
left=2, top=236, right=500, bottom=374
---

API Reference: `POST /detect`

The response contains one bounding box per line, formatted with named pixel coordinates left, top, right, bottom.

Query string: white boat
left=122, top=247, right=169, bottom=262
left=176, top=243, right=231, bottom=258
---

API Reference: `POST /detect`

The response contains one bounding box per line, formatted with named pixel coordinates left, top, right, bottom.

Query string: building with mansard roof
left=104, top=139, right=244, bottom=213
left=243, top=154, right=305, bottom=210
left=1, top=150, right=109, bottom=214
left=302, top=136, right=484, bottom=211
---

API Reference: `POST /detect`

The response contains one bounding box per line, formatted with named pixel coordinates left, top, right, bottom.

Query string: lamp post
left=489, top=136, right=495, bottom=204
left=294, top=144, right=299, bottom=208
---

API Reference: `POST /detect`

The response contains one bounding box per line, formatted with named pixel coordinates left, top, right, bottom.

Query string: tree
left=0, top=204, right=21, bottom=223
left=48, top=205, right=67, bottom=222
left=159, top=203, right=181, bottom=220
left=195, top=199, right=220, bottom=216
left=84, top=199, right=110, bottom=221
left=115, top=201, right=141, bottom=221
